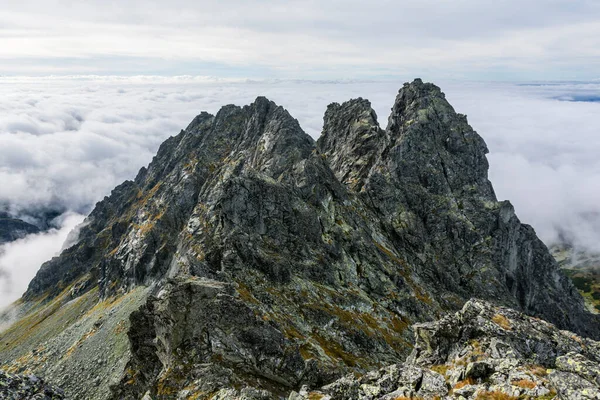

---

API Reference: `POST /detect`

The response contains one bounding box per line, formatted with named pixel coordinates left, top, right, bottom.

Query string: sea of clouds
left=0, top=76, right=599, bottom=308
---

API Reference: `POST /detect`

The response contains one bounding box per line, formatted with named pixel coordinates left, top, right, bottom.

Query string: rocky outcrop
left=111, top=277, right=316, bottom=400
left=299, top=299, right=600, bottom=399
left=0, top=370, right=64, bottom=399
left=1, top=80, right=598, bottom=399
left=0, top=212, right=40, bottom=245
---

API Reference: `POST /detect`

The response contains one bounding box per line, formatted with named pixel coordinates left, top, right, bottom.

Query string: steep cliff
left=0, top=80, right=597, bottom=399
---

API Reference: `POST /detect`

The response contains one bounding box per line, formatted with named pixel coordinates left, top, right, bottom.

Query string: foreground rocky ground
left=0, top=370, right=64, bottom=399
left=137, top=298, right=600, bottom=399
left=8, top=298, right=600, bottom=399
left=290, top=299, right=600, bottom=400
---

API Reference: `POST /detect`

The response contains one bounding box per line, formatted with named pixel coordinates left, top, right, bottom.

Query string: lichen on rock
left=0, top=370, right=64, bottom=399
left=298, top=299, right=600, bottom=399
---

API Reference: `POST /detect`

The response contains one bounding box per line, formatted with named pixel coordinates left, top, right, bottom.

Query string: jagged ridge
left=0, top=80, right=597, bottom=400
left=0, top=212, right=40, bottom=244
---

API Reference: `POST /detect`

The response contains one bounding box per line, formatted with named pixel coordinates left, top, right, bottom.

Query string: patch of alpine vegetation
left=1, top=80, right=599, bottom=399
left=298, top=299, right=600, bottom=399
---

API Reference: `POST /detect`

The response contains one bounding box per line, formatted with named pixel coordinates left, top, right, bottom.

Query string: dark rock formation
left=112, top=277, right=313, bottom=400
left=1, top=80, right=598, bottom=399
left=299, top=299, right=600, bottom=399
left=0, top=212, right=40, bottom=245
left=0, top=370, right=64, bottom=399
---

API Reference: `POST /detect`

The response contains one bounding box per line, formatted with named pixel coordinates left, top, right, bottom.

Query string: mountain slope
left=318, top=80, right=592, bottom=335
left=1, top=80, right=597, bottom=399
left=0, top=212, right=40, bottom=245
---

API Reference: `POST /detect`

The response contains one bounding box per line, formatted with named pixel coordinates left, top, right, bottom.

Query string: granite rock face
left=299, top=299, right=600, bottom=400
left=1, top=80, right=598, bottom=399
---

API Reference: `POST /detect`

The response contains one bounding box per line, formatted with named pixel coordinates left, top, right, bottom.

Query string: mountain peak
left=3, top=81, right=598, bottom=399
left=387, top=78, right=447, bottom=132
left=317, top=97, right=384, bottom=190
left=318, top=78, right=494, bottom=201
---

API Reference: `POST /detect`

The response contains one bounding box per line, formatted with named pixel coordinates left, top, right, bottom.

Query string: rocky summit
left=0, top=79, right=598, bottom=400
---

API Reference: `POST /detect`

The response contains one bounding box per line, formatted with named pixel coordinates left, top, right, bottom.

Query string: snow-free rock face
left=1, top=80, right=598, bottom=399
left=299, top=299, right=600, bottom=399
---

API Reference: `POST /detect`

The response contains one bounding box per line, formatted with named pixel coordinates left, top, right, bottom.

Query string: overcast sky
left=1, top=0, right=600, bottom=80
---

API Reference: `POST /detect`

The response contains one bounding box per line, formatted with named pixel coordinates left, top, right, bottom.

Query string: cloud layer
left=1, top=77, right=600, bottom=308
left=0, top=212, right=84, bottom=309
left=1, top=1, right=600, bottom=79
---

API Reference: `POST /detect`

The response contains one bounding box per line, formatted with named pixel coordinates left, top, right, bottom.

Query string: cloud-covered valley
left=0, top=212, right=83, bottom=309
left=1, top=76, right=599, bottom=306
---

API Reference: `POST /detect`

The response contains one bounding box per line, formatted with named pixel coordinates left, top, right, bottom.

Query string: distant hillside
left=0, top=212, right=39, bottom=245
left=551, top=244, right=600, bottom=314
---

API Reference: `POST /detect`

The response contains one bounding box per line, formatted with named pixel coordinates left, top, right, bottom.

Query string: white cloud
left=0, top=212, right=85, bottom=310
